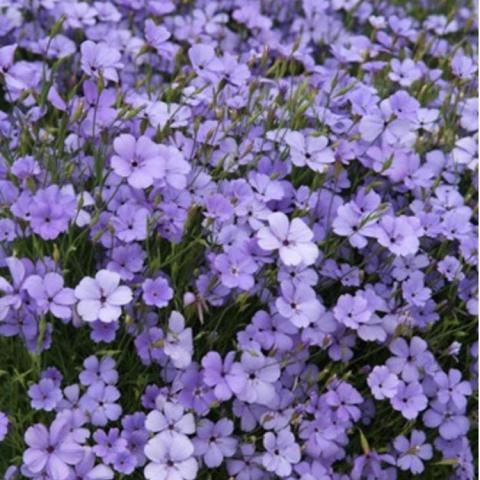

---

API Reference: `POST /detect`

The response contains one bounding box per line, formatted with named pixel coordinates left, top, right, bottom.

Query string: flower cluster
left=0, top=0, right=477, bottom=479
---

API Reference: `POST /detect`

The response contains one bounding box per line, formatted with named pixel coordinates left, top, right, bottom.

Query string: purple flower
left=367, top=215, right=421, bottom=257
left=146, top=401, right=195, bottom=442
left=22, top=417, right=84, bottom=480
left=324, top=381, right=363, bottom=422
left=193, top=418, right=237, bottom=467
left=434, top=368, right=472, bottom=409
left=394, top=429, right=432, bottom=474
left=113, top=451, right=137, bottom=474
left=93, top=428, right=128, bottom=464
left=69, top=451, right=113, bottom=480
left=79, top=383, right=122, bottom=426
left=391, top=381, right=428, bottom=420
left=24, top=273, right=75, bottom=320
left=334, top=292, right=371, bottom=330
left=389, top=58, right=422, bottom=86
left=79, top=355, right=118, bottom=386
left=111, top=204, right=148, bottom=242
left=284, top=131, right=335, bottom=172
left=80, top=41, right=123, bottom=83
left=74, top=270, right=132, bottom=323
left=262, top=428, right=301, bottom=477
left=144, top=434, right=198, bottom=480
left=386, top=336, right=429, bottom=382
left=163, top=311, right=193, bottom=369
left=214, top=250, right=257, bottom=290
left=111, top=134, right=164, bottom=189
left=423, top=400, right=469, bottom=440
left=0, top=411, right=9, bottom=442
left=257, top=212, right=319, bottom=266
left=201, top=351, right=247, bottom=401
left=28, top=378, right=63, bottom=412
left=367, top=366, right=400, bottom=400
left=30, top=186, right=76, bottom=240
left=276, top=281, right=323, bottom=328
left=142, top=276, right=173, bottom=308
left=238, top=351, right=280, bottom=406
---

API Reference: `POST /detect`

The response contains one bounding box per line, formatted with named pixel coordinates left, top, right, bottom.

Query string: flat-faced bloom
left=238, top=351, right=280, bottom=406
left=402, top=271, right=431, bottom=307
left=386, top=336, right=429, bottom=382
left=28, top=378, right=62, bottom=411
left=333, top=292, right=371, bottom=330
left=257, top=212, right=319, bottom=266
left=30, top=186, right=76, bottom=240
left=366, top=215, right=421, bottom=257
left=111, top=204, right=148, bottom=243
left=113, top=451, right=137, bottom=474
left=0, top=411, right=8, bottom=442
left=394, top=430, right=432, bottom=474
left=422, top=400, right=469, bottom=440
left=74, top=270, right=132, bottom=323
left=275, top=281, right=323, bottom=328
left=145, top=402, right=195, bottom=443
left=188, top=43, right=222, bottom=81
left=157, top=144, right=191, bottom=190
left=367, top=366, right=400, bottom=400
left=92, top=428, right=128, bottom=464
left=324, top=381, right=363, bottom=422
left=201, top=351, right=247, bottom=401
left=391, top=381, right=428, bottom=420
left=434, top=368, right=472, bottom=409
left=214, top=249, right=257, bottom=290
left=24, top=273, right=75, bottom=320
left=193, top=418, right=237, bottom=468
left=70, top=451, right=113, bottom=480
left=284, top=131, right=334, bottom=172
left=111, top=134, right=165, bottom=189
left=227, top=443, right=263, bottom=480
left=80, top=41, right=123, bottom=82
left=0, top=257, right=31, bottom=317
left=79, top=355, right=118, bottom=386
left=142, top=276, right=173, bottom=308
left=333, top=204, right=370, bottom=249
left=163, top=311, right=193, bottom=369
left=80, top=383, right=122, bottom=426
left=262, top=428, right=301, bottom=477
left=144, top=434, right=197, bottom=480
left=388, top=58, right=422, bottom=86
left=22, top=417, right=84, bottom=480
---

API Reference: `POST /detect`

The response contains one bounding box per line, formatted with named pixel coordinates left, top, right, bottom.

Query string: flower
left=79, top=355, right=118, bottom=386
left=193, top=418, right=237, bottom=467
left=394, top=430, right=432, bottom=474
left=262, top=428, right=301, bottom=477
left=0, top=411, right=9, bottom=442
left=79, top=383, right=122, bottom=426
left=142, top=276, right=173, bottom=308
left=144, top=434, right=198, bottom=480
left=28, top=378, right=63, bottom=411
left=163, top=311, right=193, bottom=369
left=111, top=134, right=164, bottom=189
left=22, top=417, right=84, bottom=480
left=391, top=381, right=428, bottom=420
left=284, top=131, right=335, bottom=172
left=367, top=366, right=400, bottom=400
left=256, top=212, right=319, bottom=266
left=275, top=281, right=323, bottom=328
left=201, top=351, right=247, bottom=401
left=80, top=41, right=123, bottom=82
left=74, top=270, right=132, bottom=323
left=24, top=273, right=75, bottom=320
